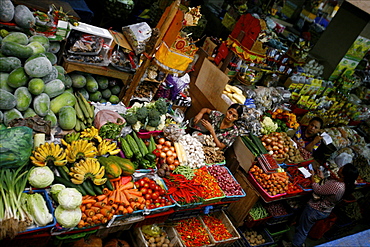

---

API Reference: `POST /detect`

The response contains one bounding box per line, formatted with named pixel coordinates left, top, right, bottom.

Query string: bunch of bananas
left=63, top=132, right=81, bottom=144
left=30, top=142, right=67, bottom=167
left=65, top=139, right=98, bottom=163
left=70, top=158, right=107, bottom=185
left=97, top=139, right=120, bottom=156
left=74, top=92, right=95, bottom=132
left=80, top=126, right=102, bottom=143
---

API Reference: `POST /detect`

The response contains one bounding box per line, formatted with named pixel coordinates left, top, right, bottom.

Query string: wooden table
left=62, top=58, right=133, bottom=100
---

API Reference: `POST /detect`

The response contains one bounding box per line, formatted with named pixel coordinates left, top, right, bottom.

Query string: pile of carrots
left=250, top=165, right=290, bottom=196
left=77, top=176, right=146, bottom=228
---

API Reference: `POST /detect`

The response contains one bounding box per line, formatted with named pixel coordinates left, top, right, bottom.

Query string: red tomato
left=138, top=179, right=146, bottom=187
left=147, top=189, right=153, bottom=195
left=149, top=183, right=157, bottom=190
left=140, top=187, right=148, bottom=194
left=145, top=194, right=152, bottom=200
left=154, top=185, right=161, bottom=191
left=159, top=189, right=166, bottom=195
left=160, top=198, right=166, bottom=203
left=151, top=192, right=159, bottom=200
left=143, top=183, right=149, bottom=188
left=148, top=204, right=156, bottom=209
left=134, top=181, right=140, bottom=188
left=154, top=198, right=161, bottom=204
left=166, top=201, right=173, bottom=206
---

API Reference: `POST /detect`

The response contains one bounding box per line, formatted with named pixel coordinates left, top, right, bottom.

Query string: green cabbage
left=22, top=192, right=53, bottom=226
left=55, top=205, right=81, bottom=228
left=57, top=188, right=82, bottom=210
left=50, top=184, right=66, bottom=203
left=28, top=166, right=54, bottom=188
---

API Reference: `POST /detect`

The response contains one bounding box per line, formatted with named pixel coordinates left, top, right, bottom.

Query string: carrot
left=126, top=189, right=142, bottom=197
left=118, top=181, right=134, bottom=191
left=85, top=203, right=93, bottom=209
left=137, top=196, right=145, bottom=204
left=118, top=205, right=125, bottom=214
left=82, top=199, right=96, bottom=205
left=101, top=217, right=108, bottom=224
left=109, top=190, right=117, bottom=205
left=120, top=191, right=130, bottom=207
left=86, top=217, right=93, bottom=223
left=91, top=206, right=101, bottom=214
left=123, top=190, right=137, bottom=202
left=126, top=206, right=134, bottom=214
left=85, top=209, right=95, bottom=217
left=96, top=194, right=106, bottom=201
left=95, top=213, right=104, bottom=221
left=81, top=213, right=87, bottom=221
left=103, top=195, right=109, bottom=204
left=94, top=220, right=101, bottom=225
left=130, top=201, right=137, bottom=210
left=93, top=201, right=106, bottom=208
left=114, top=190, right=122, bottom=204
left=138, top=203, right=145, bottom=210
left=77, top=220, right=85, bottom=228
left=100, top=207, right=111, bottom=217
left=92, top=215, right=98, bottom=222
left=80, top=205, right=86, bottom=212
left=111, top=203, right=119, bottom=210
left=103, top=187, right=110, bottom=195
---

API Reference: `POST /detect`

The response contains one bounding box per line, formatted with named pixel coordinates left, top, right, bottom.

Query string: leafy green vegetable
left=58, top=188, right=82, bottom=210
left=54, top=205, right=81, bottom=228
left=22, top=192, right=53, bottom=226
left=28, top=166, right=54, bottom=188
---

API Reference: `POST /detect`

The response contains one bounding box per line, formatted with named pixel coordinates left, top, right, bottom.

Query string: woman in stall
left=293, top=117, right=324, bottom=160
left=292, top=163, right=359, bottom=247
left=193, top=103, right=244, bottom=150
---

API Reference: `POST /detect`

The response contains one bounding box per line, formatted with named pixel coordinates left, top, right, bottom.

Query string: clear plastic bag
left=122, top=22, right=152, bottom=55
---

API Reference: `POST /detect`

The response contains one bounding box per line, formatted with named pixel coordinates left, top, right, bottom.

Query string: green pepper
left=144, top=153, right=156, bottom=163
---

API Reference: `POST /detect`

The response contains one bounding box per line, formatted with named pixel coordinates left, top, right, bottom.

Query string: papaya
left=14, top=5, right=35, bottom=29
left=0, top=57, right=21, bottom=73
left=85, top=74, right=98, bottom=93
left=2, top=32, right=28, bottom=45
left=96, top=75, right=108, bottom=90
left=0, top=89, right=16, bottom=110
left=24, top=56, right=53, bottom=78
left=0, top=0, right=14, bottom=22
left=23, top=108, right=37, bottom=118
left=1, top=41, right=33, bottom=59
left=27, top=41, right=46, bottom=55
left=97, top=156, right=122, bottom=178
left=42, top=67, right=59, bottom=83
left=44, top=110, right=57, bottom=127
left=58, top=106, right=76, bottom=130
left=45, top=52, right=57, bottom=65
left=0, top=73, right=13, bottom=92
left=50, top=91, right=76, bottom=114
left=48, top=41, right=60, bottom=54
left=14, top=87, right=32, bottom=111
left=44, top=79, right=65, bottom=98
left=29, top=35, right=50, bottom=51
left=7, top=67, right=29, bottom=88
left=33, top=93, right=50, bottom=117
left=3, top=108, right=22, bottom=125
left=99, top=156, right=135, bottom=176
left=70, top=72, right=86, bottom=88
left=89, top=91, right=102, bottom=102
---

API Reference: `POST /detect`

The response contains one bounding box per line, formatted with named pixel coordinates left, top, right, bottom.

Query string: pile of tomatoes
left=134, top=176, right=173, bottom=210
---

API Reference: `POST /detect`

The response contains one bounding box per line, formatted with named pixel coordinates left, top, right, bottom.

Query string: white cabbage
left=57, top=188, right=82, bottom=210
left=28, top=166, right=54, bottom=188
left=55, top=205, right=81, bottom=228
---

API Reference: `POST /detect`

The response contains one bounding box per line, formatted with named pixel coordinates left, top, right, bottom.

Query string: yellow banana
left=94, top=166, right=105, bottom=179
left=71, top=178, right=84, bottom=185
left=93, top=178, right=107, bottom=186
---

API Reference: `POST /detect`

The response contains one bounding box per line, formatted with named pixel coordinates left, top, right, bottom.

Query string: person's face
left=306, top=120, right=321, bottom=136
left=225, top=108, right=239, bottom=123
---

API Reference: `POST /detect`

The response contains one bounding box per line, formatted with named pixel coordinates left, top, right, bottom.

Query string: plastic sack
left=334, top=152, right=353, bottom=168
left=167, top=74, right=190, bottom=101
left=122, top=22, right=152, bottom=55
left=0, top=126, right=33, bottom=169
left=94, top=109, right=126, bottom=129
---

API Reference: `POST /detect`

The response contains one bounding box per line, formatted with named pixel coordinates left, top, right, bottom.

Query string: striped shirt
left=309, top=179, right=345, bottom=213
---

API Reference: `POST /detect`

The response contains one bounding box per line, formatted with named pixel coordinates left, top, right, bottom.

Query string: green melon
left=89, top=91, right=102, bottom=102
left=28, top=78, right=45, bottom=95
left=7, top=67, right=29, bottom=88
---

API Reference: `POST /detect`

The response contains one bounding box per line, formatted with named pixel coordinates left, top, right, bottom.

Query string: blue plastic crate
left=20, top=190, right=56, bottom=234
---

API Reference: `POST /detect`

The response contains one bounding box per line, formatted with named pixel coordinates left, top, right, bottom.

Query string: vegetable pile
left=248, top=201, right=269, bottom=221
left=243, top=230, right=268, bottom=246
left=163, top=174, right=203, bottom=205
left=207, top=165, right=244, bottom=197
left=141, top=224, right=175, bottom=247
left=175, top=217, right=212, bottom=247
left=286, top=166, right=312, bottom=189
left=201, top=214, right=233, bottom=242
left=193, top=167, right=224, bottom=200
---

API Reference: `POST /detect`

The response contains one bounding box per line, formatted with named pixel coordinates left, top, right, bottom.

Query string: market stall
left=1, top=0, right=370, bottom=247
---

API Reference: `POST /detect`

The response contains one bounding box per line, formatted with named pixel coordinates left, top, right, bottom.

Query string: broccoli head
left=148, top=118, right=160, bottom=127
left=155, top=98, right=168, bottom=115
left=148, top=108, right=160, bottom=120
left=135, top=106, right=148, bottom=122
left=124, top=114, right=137, bottom=126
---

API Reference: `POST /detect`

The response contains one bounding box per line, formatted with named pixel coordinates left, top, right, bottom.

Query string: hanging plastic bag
left=0, top=126, right=33, bottom=169
left=94, top=109, right=126, bottom=129
left=122, top=22, right=152, bottom=55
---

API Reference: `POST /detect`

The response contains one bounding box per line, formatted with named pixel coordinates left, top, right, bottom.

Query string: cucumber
left=89, top=180, right=103, bottom=195
left=148, top=135, right=156, bottom=153
left=132, top=131, right=148, bottom=157
left=241, top=136, right=259, bottom=156
left=125, top=133, right=142, bottom=159
left=250, top=133, right=268, bottom=154
left=55, top=165, right=70, bottom=181
left=81, top=181, right=96, bottom=196
left=53, top=176, right=87, bottom=196
left=104, top=175, right=114, bottom=191
left=119, top=137, right=133, bottom=159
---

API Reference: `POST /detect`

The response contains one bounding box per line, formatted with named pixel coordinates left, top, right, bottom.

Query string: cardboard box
left=233, top=136, right=255, bottom=173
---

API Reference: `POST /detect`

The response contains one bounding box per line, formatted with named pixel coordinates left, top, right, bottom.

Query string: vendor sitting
left=193, top=104, right=243, bottom=150
left=293, top=117, right=324, bottom=160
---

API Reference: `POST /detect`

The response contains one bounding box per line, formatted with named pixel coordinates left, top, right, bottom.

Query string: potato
left=155, top=237, right=162, bottom=243
left=164, top=239, right=170, bottom=244
left=150, top=244, right=157, bottom=247
left=149, top=237, right=156, bottom=243
left=162, top=244, right=169, bottom=247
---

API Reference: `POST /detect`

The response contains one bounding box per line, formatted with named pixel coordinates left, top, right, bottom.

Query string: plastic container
left=247, top=171, right=286, bottom=202
left=237, top=227, right=274, bottom=247
left=19, top=190, right=56, bottom=234
left=136, top=130, right=163, bottom=139
left=265, top=202, right=294, bottom=225
left=244, top=211, right=272, bottom=228
left=265, top=223, right=290, bottom=242
left=133, top=225, right=184, bottom=247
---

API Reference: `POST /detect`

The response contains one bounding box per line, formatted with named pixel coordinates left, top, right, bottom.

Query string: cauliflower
left=157, top=115, right=166, bottom=130
left=132, top=121, right=143, bottom=132
left=261, top=116, right=278, bottom=135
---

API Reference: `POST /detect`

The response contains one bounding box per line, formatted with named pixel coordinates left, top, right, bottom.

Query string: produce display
left=201, top=214, right=233, bottom=242
left=140, top=224, right=176, bottom=247
left=285, top=166, right=312, bottom=189
left=175, top=217, right=212, bottom=247
left=243, top=229, right=268, bottom=246
left=207, top=165, right=244, bottom=197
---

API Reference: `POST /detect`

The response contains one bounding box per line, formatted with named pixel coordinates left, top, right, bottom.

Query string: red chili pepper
left=202, top=215, right=233, bottom=241
left=175, top=217, right=211, bottom=247
left=152, top=148, right=161, bottom=157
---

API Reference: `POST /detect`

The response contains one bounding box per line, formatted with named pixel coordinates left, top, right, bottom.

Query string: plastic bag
left=122, top=22, right=152, bottom=55
left=167, top=74, right=190, bottom=101
left=0, top=126, right=33, bottom=169
left=94, top=109, right=126, bottom=129
left=334, top=152, right=353, bottom=168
